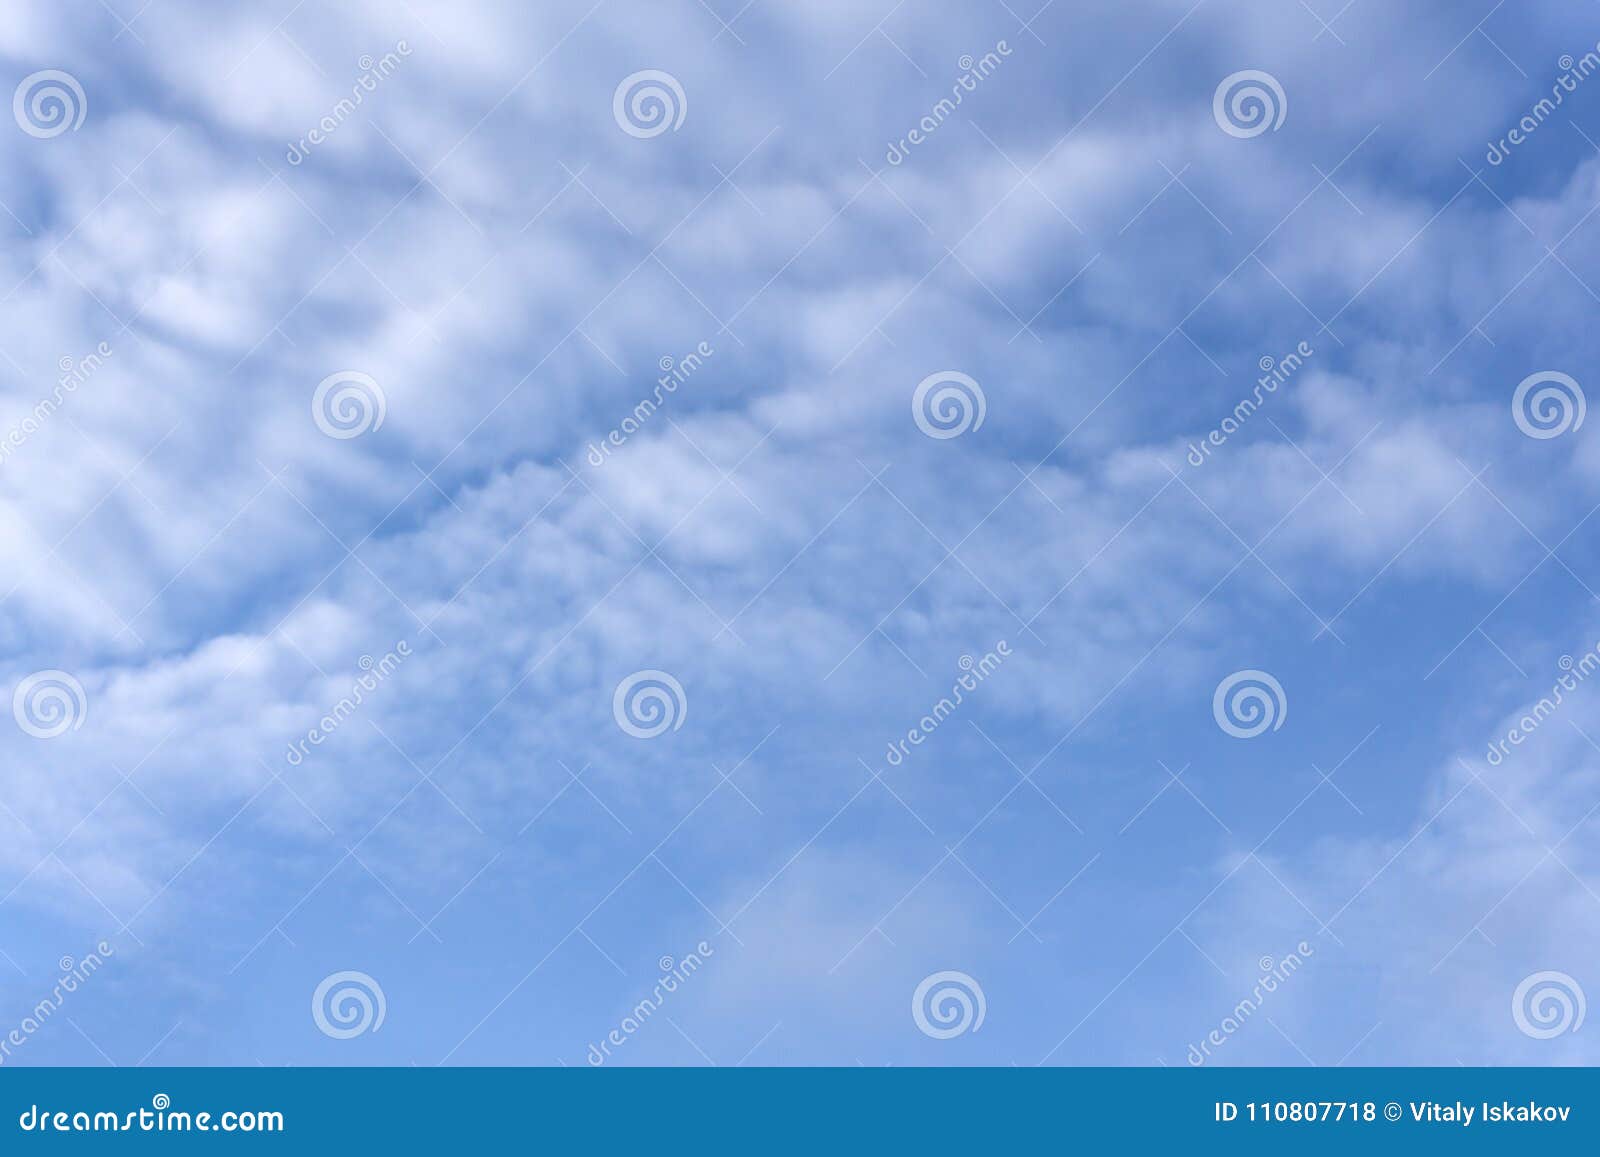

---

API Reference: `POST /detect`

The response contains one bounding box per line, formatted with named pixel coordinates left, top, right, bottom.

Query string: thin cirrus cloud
left=0, top=0, right=1594, bottom=1066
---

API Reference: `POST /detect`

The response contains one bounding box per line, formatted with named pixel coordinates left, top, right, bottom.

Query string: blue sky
left=1, top=0, right=1600, bottom=1066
